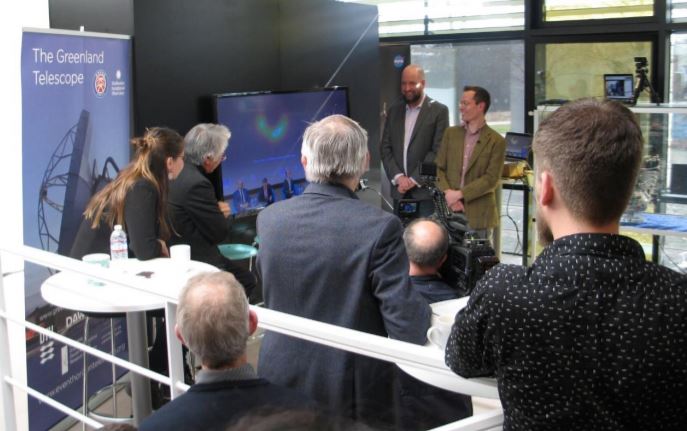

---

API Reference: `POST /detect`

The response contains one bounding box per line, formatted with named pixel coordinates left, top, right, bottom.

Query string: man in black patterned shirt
left=446, top=98, right=687, bottom=430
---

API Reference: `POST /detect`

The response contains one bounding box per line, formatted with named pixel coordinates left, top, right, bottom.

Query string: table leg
left=126, top=311, right=152, bottom=425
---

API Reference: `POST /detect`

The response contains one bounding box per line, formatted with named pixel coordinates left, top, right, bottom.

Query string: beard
left=536, top=207, right=554, bottom=247
left=403, top=90, right=421, bottom=105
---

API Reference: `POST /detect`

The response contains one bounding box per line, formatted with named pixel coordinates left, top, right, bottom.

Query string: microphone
left=356, top=178, right=394, bottom=211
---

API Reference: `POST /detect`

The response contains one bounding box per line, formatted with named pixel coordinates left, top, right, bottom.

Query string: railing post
left=165, top=301, right=184, bottom=399
left=0, top=253, right=18, bottom=431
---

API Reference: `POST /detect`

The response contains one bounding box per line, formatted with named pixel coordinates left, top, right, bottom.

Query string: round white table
left=397, top=297, right=500, bottom=399
left=41, top=257, right=217, bottom=424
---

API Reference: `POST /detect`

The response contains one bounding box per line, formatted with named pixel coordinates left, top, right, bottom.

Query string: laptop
left=604, top=74, right=635, bottom=104
left=504, top=132, right=532, bottom=162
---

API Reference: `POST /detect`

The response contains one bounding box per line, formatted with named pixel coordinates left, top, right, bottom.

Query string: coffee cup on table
left=82, top=253, right=110, bottom=286
left=170, top=244, right=191, bottom=262
left=426, top=315, right=453, bottom=349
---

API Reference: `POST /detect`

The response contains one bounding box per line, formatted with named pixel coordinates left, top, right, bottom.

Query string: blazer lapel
left=466, top=129, right=489, bottom=174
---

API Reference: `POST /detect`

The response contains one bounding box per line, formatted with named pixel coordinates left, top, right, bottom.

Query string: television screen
left=604, top=74, right=634, bottom=101
left=214, top=87, right=349, bottom=214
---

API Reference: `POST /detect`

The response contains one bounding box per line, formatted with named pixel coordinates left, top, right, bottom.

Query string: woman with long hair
left=71, top=127, right=185, bottom=260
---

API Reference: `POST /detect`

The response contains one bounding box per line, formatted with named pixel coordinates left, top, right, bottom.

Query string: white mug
left=426, top=315, right=453, bottom=349
left=170, top=244, right=191, bottom=261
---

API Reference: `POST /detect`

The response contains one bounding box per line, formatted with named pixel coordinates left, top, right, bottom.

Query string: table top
left=41, top=258, right=218, bottom=313
left=620, top=212, right=687, bottom=237
left=397, top=297, right=499, bottom=399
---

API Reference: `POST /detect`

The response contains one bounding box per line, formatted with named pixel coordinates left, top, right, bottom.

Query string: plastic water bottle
left=110, top=224, right=129, bottom=263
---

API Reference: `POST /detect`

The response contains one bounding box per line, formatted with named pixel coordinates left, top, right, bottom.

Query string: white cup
left=426, top=315, right=453, bottom=349
left=82, top=253, right=110, bottom=286
left=170, top=244, right=191, bottom=261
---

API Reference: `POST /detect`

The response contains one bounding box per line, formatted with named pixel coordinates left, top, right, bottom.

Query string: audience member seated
left=232, top=180, right=251, bottom=213
left=256, top=115, right=431, bottom=429
left=168, top=123, right=256, bottom=296
left=446, top=98, right=687, bottom=430
left=395, top=218, right=472, bottom=430
left=281, top=168, right=296, bottom=199
left=138, top=272, right=314, bottom=431
left=70, top=127, right=185, bottom=260
left=258, top=177, right=276, bottom=207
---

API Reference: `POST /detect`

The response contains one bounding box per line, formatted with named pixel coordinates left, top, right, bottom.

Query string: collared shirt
left=195, top=363, right=258, bottom=384
left=460, top=120, right=484, bottom=188
left=446, top=233, right=687, bottom=431
left=403, top=95, right=425, bottom=175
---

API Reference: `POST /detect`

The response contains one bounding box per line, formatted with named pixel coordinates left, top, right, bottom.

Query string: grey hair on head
left=184, top=123, right=231, bottom=166
left=176, top=271, right=249, bottom=368
left=301, top=115, right=368, bottom=184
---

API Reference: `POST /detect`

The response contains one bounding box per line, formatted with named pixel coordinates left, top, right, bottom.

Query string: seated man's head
left=300, top=115, right=369, bottom=190
left=175, top=272, right=256, bottom=369
left=532, top=98, right=643, bottom=245
left=184, top=123, right=231, bottom=174
left=403, top=218, right=449, bottom=276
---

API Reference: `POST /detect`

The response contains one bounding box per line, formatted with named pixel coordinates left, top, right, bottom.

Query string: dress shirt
left=460, top=120, right=484, bottom=188
left=446, top=233, right=687, bottom=431
left=393, top=95, right=425, bottom=185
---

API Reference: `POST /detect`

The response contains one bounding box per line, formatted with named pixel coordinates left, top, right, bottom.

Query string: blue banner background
left=21, top=30, right=131, bottom=430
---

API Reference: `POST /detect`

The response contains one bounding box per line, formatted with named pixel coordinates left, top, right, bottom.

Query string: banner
left=21, top=29, right=131, bottom=430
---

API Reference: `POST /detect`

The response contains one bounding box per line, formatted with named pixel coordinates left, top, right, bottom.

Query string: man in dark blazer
left=257, top=115, right=431, bottom=429
left=139, top=272, right=314, bottom=431
left=168, top=123, right=256, bottom=296
left=381, top=64, right=449, bottom=217
left=436, top=86, right=506, bottom=238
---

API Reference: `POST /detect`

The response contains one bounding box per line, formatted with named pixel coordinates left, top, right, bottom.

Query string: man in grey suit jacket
left=257, top=115, right=431, bottom=429
left=381, top=64, right=449, bottom=217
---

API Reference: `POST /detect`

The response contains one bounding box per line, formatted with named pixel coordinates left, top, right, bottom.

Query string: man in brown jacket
left=435, top=86, right=506, bottom=239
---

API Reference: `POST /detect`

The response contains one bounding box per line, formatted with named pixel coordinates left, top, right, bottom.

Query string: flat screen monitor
left=214, top=87, right=349, bottom=213
left=604, top=74, right=634, bottom=102
left=504, top=132, right=532, bottom=161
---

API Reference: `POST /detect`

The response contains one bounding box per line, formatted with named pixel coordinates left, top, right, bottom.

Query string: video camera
left=401, top=162, right=499, bottom=295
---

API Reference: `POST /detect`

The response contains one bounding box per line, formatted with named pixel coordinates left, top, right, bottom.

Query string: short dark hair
left=403, top=218, right=449, bottom=268
left=532, top=98, right=643, bottom=226
left=463, top=86, right=491, bottom=113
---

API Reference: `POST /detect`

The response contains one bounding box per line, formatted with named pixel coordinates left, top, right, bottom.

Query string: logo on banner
left=94, top=70, right=107, bottom=97
left=393, top=55, right=405, bottom=69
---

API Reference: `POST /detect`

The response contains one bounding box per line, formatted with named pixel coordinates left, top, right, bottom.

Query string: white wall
left=0, top=2, right=50, bottom=429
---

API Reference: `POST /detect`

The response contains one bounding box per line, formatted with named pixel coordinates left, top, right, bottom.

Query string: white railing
left=0, top=244, right=502, bottom=431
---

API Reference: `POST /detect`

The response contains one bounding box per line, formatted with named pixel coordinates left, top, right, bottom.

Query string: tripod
left=633, top=67, right=660, bottom=104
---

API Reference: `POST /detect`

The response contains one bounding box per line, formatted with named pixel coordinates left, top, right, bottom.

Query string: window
left=411, top=41, right=525, bottom=133
left=338, top=0, right=525, bottom=36
left=534, top=40, right=653, bottom=104
left=542, top=0, right=654, bottom=22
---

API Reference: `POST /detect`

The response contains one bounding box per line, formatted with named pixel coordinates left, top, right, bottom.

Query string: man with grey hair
left=139, top=272, right=313, bottom=431
left=257, top=114, right=431, bottom=429
left=168, top=123, right=256, bottom=295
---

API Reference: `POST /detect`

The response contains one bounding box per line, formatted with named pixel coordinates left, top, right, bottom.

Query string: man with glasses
left=435, top=86, right=506, bottom=240
left=167, top=123, right=256, bottom=296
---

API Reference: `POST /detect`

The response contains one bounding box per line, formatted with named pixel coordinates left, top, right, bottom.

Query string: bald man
left=399, top=218, right=472, bottom=430
left=381, top=64, right=449, bottom=217
left=403, top=218, right=459, bottom=302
